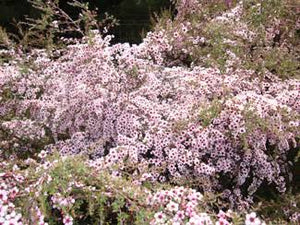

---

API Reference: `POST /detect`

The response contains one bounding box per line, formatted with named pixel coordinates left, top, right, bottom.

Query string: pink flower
left=154, top=212, right=166, bottom=224
left=63, top=215, right=73, bottom=225
left=245, top=212, right=262, bottom=225
left=175, top=210, right=185, bottom=221
left=166, top=201, right=179, bottom=212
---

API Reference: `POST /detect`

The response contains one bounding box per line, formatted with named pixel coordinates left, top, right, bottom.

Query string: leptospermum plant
left=1, top=28, right=299, bottom=207
left=0, top=0, right=299, bottom=224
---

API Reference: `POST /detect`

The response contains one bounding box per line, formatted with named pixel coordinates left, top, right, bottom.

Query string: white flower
left=166, top=201, right=179, bottom=212
left=0, top=205, right=8, bottom=216
left=174, top=32, right=179, bottom=38
left=52, top=20, right=58, bottom=28
left=174, top=210, right=185, bottom=221
left=154, top=212, right=166, bottom=224
left=38, top=150, right=47, bottom=159
left=12, top=165, right=19, bottom=171
left=63, top=214, right=73, bottom=225
left=245, top=212, right=262, bottom=225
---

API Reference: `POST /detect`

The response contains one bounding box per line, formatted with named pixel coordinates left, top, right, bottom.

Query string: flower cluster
left=245, top=212, right=265, bottom=225
left=147, top=186, right=211, bottom=224
left=0, top=166, right=23, bottom=225
left=51, top=193, right=75, bottom=210
left=148, top=186, right=266, bottom=225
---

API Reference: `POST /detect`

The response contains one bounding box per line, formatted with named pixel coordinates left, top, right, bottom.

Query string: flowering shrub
left=1, top=30, right=298, bottom=210
left=0, top=0, right=299, bottom=224
left=1, top=28, right=299, bottom=206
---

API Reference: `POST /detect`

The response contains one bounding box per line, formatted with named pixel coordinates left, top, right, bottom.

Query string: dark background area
left=0, top=0, right=171, bottom=43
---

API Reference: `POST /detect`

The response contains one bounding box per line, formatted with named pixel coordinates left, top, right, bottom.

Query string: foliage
left=149, top=0, right=299, bottom=79
left=0, top=0, right=118, bottom=51
left=0, top=154, right=277, bottom=225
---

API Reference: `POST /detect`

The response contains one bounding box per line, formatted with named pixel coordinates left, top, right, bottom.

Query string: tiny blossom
left=63, top=214, right=73, bottom=225
left=245, top=212, right=263, bottom=225
left=38, top=150, right=48, bottom=159
left=153, top=212, right=166, bottom=224
left=166, top=201, right=179, bottom=212
left=290, top=212, right=300, bottom=223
